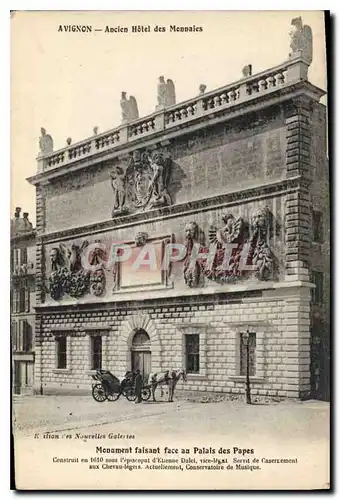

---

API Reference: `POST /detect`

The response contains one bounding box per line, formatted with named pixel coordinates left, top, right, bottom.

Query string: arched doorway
left=131, top=329, right=151, bottom=383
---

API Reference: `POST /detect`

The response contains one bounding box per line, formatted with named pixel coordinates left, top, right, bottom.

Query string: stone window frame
left=50, top=329, right=73, bottom=374
left=178, top=323, right=208, bottom=380
left=228, top=322, right=266, bottom=383
left=84, top=325, right=111, bottom=375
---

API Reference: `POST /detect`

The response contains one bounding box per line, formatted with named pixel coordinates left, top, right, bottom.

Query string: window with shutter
left=19, top=289, right=25, bottom=312
left=14, top=290, right=20, bottom=313
left=20, top=248, right=28, bottom=265
left=25, top=287, right=30, bottom=312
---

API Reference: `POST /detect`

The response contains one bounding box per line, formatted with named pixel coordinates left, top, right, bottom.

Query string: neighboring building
left=11, top=208, right=36, bottom=395
left=27, top=19, right=329, bottom=400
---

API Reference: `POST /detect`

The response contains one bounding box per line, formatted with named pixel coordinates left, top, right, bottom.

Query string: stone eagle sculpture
left=289, top=16, right=313, bottom=66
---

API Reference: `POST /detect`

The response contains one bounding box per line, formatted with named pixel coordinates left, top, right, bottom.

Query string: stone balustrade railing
left=38, top=57, right=309, bottom=173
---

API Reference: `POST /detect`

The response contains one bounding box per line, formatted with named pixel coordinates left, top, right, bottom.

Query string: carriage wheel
left=124, top=388, right=137, bottom=402
left=107, top=389, right=120, bottom=402
left=92, top=384, right=107, bottom=402
left=141, top=387, right=151, bottom=401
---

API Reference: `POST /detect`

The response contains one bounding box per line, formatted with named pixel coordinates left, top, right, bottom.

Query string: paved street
left=13, top=395, right=330, bottom=490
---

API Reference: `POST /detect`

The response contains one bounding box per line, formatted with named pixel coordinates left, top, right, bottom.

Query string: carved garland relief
left=110, top=148, right=172, bottom=217
left=183, top=206, right=279, bottom=288
left=47, top=207, right=278, bottom=301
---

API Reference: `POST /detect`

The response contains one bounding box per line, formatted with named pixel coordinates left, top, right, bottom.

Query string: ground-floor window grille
left=56, top=336, right=67, bottom=369
left=90, top=335, right=102, bottom=370
left=240, top=332, right=256, bottom=376
left=185, top=334, right=200, bottom=373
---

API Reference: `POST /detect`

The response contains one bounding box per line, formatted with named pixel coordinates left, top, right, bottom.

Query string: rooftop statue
left=120, top=91, right=139, bottom=123
left=289, top=16, right=313, bottom=65
left=199, top=84, right=207, bottom=95
left=156, top=76, right=176, bottom=109
left=66, top=137, right=72, bottom=146
left=38, top=127, right=53, bottom=156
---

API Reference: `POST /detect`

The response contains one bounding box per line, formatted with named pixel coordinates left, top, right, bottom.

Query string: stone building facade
left=11, top=208, right=36, bottom=395
left=28, top=26, right=329, bottom=400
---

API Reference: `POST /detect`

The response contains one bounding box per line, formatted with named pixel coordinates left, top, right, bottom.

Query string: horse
left=148, top=370, right=187, bottom=402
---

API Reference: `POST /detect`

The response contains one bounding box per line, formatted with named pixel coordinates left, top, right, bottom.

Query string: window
left=240, top=332, right=256, bottom=376
left=185, top=334, right=200, bottom=373
left=312, top=211, right=323, bottom=243
left=24, top=287, right=30, bottom=312
left=90, top=336, right=102, bottom=370
left=56, top=336, right=67, bottom=369
left=20, top=248, right=28, bottom=265
left=23, top=321, right=32, bottom=352
left=12, top=290, right=20, bottom=313
left=311, top=271, right=324, bottom=304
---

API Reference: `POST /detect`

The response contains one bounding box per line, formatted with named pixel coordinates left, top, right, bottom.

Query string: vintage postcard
left=11, top=10, right=330, bottom=490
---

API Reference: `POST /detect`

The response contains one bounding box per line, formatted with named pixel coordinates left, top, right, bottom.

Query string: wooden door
left=131, top=351, right=151, bottom=383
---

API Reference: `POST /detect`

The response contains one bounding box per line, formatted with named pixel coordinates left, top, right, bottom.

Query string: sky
left=10, top=10, right=327, bottom=226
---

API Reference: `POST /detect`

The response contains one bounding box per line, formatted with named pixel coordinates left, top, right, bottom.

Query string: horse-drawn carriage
left=91, top=370, right=151, bottom=403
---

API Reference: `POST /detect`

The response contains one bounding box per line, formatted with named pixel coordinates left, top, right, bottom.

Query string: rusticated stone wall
left=42, top=193, right=287, bottom=305
left=42, top=111, right=286, bottom=234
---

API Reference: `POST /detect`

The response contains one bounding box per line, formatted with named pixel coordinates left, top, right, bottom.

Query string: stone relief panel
left=45, top=232, right=174, bottom=302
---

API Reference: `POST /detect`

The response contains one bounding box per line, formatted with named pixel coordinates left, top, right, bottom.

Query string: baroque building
left=11, top=208, right=36, bottom=395
left=27, top=19, right=329, bottom=400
